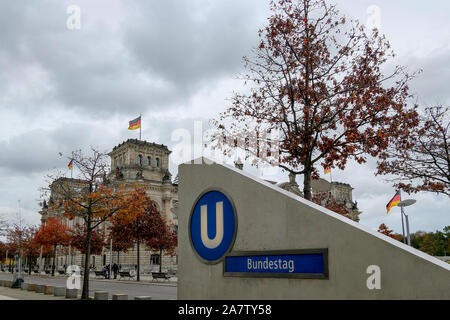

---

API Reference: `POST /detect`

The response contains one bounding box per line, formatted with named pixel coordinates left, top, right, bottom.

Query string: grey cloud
left=123, top=0, right=268, bottom=95
left=0, top=123, right=104, bottom=174
left=0, top=0, right=269, bottom=118
left=0, top=0, right=448, bottom=234
left=408, top=47, right=450, bottom=105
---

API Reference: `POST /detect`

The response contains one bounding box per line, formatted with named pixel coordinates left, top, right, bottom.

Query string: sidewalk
left=0, top=286, right=66, bottom=300
left=0, top=271, right=177, bottom=287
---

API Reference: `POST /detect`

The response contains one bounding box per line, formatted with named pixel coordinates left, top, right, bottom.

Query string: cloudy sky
left=0, top=0, right=448, bottom=235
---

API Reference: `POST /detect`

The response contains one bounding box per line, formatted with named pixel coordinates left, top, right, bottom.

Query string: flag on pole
left=68, top=160, right=73, bottom=170
left=324, top=166, right=331, bottom=175
left=386, top=190, right=401, bottom=214
left=128, top=116, right=141, bottom=130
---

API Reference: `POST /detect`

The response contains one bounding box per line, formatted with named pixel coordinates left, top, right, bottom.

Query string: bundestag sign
left=179, top=159, right=450, bottom=300
left=189, top=189, right=328, bottom=279
left=224, top=250, right=328, bottom=279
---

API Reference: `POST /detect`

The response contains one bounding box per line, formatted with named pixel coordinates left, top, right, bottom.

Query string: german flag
left=128, top=116, right=141, bottom=130
left=324, top=166, right=331, bottom=175
left=386, top=190, right=401, bottom=214
left=68, top=159, right=73, bottom=170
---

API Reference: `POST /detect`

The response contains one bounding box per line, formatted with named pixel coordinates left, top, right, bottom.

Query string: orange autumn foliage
left=211, top=0, right=419, bottom=201
left=111, top=188, right=177, bottom=277
left=34, top=217, right=70, bottom=248
left=377, top=223, right=397, bottom=239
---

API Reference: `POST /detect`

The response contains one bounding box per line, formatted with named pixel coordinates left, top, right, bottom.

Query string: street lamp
left=397, top=199, right=416, bottom=246
left=38, top=245, right=43, bottom=273
left=65, top=230, right=73, bottom=267
left=109, top=236, right=113, bottom=280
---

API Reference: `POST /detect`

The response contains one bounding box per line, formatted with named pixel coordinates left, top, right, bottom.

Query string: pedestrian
left=112, top=263, right=118, bottom=279
left=103, top=265, right=108, bottom=279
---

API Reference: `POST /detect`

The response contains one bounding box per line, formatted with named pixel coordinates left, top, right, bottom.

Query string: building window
left=151, top=201, right=160, bottom=211
left=147, top=156, right=151, bottom=166
left=156, top=157, right=160, bottom=167
left=137, top=154, right=143, bottom=166
left=150, top=254, right=160, bottom=265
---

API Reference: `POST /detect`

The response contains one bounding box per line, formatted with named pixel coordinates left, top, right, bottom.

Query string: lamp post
left=397, top=199, right=416, bottom=246
left=109, top=236, right=113, bottom=279
left=38, top=245, right=43, bottom=272
left=400, top=209, right=406, bottom=244
left=17, top=200, right=23, bottom=283
left=65, top=230, right=73, bottom=267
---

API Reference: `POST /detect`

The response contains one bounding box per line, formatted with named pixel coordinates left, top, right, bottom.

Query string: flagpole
left=399, top=190, right=406, bottom=244
left=139, top=113, right=142, bottom=141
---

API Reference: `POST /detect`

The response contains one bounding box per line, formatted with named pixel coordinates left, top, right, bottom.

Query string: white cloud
left=0, top=0, right=448, bottom=234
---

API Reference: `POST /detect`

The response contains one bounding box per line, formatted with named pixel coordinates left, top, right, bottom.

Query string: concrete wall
left=178, top=158, right=450, bottom=300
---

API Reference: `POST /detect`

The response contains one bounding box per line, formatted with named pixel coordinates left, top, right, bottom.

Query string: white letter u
left=200, top=202, right=224, bottom=249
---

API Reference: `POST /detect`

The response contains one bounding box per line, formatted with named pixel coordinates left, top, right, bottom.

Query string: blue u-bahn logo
left=189, top=190, right=237, bottom=264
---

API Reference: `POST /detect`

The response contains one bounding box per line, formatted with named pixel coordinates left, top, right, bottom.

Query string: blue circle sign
left=190, top=190, right=237, bottom=264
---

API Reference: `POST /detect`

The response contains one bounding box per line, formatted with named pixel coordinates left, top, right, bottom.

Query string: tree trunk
left=28, top=255, right=32, bottom=275
left=159, top=247, right=163, bottom=273
left=136, top=239, right=140, bottom=281
left=303, top=164, right=313, bottom=201
left=52, top=243, right=57, bottom=276
left=81, top=224, right=92, bottom=300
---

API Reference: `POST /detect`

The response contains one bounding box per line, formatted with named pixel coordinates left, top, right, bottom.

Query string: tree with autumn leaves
left=34, top=217, right=70, bottom=276
left=377, top=105, right=449, bottom=197
left=377, top=224, right=450, bottom=256
left=45, top=148, right=177, bottom=298
left=377, top=223, right=397, bottom=239
left=69, top=223, right=105, bottom=256
left=21, top=227, right=42, bottom=274
left=6, top=225, right=37, bottom=272
left=211, top=0, right=419, bottom=200
left=3, top=223, right=51, bottom=274
left=110, top=188, right=177, bottom=281
left=105, top=232, right=134, bottom=268
left=45, top=148, right=131, bottom=299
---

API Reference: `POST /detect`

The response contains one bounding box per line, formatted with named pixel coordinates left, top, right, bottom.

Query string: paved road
left=0, top=272, right=177, bottom=300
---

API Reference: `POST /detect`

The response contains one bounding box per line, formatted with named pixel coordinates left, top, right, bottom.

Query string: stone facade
left=39, top=139, right=178, bottom=272
left=107, top=139, right=178, bottom=227
left=233, top=162, right=361, bottom=222
left=310, top=178, right=361, bottom=222
left=275, top=175, right=361, bottom=222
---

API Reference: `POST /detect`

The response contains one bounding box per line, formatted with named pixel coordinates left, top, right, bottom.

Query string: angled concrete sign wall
left=178, top=158, right=450, bottom=299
